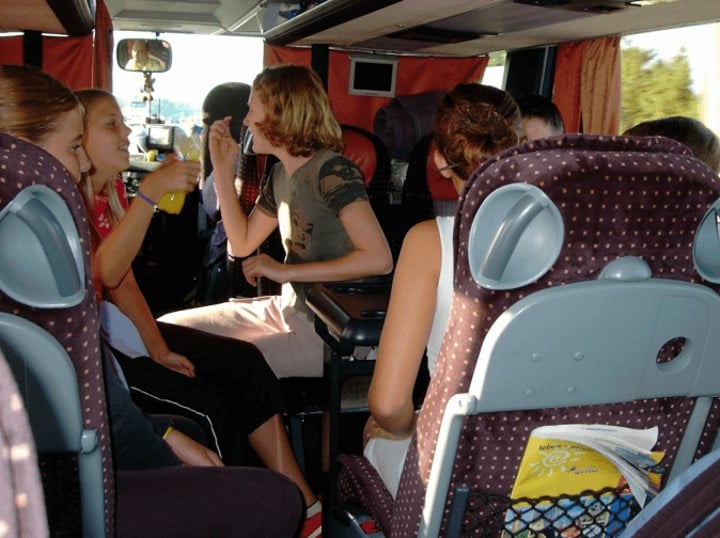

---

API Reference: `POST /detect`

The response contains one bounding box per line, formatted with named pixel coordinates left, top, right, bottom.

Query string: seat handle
left=480, top=193, right=546, bottom=281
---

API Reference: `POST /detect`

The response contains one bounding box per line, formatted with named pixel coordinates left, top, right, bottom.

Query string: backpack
left=373, top=91, right=442, bottom=161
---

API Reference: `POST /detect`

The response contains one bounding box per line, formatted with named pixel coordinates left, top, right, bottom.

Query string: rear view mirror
left=117, top=39, right=172, bottom=73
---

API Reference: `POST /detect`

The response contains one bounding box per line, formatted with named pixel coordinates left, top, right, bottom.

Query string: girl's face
left=83, top=96, right=132, bottom=184
left=243, top=90, right=273, bottom=155
left=41, top=108, right=91, bottom=183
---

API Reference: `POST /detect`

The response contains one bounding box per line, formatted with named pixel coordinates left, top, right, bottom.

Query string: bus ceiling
left=101, top=0, right=720, bottom=56
left=0, top=0, right=96, bottom=36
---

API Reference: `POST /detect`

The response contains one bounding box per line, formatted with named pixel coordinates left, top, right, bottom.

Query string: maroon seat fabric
left=338, top=133, right=720, bottom=536
left=0, top=132, right=116, bottom=536
left=338, top=453, right=395, bottom=532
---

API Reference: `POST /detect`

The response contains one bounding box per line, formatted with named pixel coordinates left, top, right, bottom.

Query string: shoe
left=300, top=510, right=322, bottom=538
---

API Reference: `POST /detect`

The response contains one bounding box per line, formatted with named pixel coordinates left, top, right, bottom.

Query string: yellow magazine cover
left=512, top=436, right=626, bottom=498
left=501, top=425, right=664, bottom=537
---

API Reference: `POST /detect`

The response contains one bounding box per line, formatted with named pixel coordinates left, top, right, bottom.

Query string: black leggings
left=115, top=322, right=284, bottom=465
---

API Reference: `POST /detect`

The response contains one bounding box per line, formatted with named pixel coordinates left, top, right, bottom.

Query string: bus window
left=621, top=21, right=720, bottom=133
left=481, top=51, right=507, bottom=89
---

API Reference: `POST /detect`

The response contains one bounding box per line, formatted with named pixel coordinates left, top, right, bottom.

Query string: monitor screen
left=348, top=56, right=398, bottom=97
left=146, top=125, right=175, bottom=152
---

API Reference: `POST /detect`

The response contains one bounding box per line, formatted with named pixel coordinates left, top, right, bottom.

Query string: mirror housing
left=117, top=39, right=172, bottom=73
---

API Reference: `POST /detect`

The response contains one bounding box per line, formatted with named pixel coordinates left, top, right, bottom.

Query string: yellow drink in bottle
left=156, top=140, right=199, bottom=214
left=156, top=192, right=186, bottom=214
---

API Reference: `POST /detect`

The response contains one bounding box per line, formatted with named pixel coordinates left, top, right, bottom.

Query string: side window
left=621, top=22, right=718, bottom=133
left=482, top=51, right=507, bottom=89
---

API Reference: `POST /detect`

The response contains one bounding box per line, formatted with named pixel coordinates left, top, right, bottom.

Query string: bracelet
left=136, top=189, right=157, bottom=209
left=162, top=426, right=174, bottom=440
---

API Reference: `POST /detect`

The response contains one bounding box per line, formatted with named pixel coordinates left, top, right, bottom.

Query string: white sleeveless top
left=363, top=216, right=455, bottom=499
left=426, top=216, right=454, bottom=375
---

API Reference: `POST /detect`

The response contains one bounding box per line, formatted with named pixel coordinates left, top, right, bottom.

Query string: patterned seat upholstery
left=337, top=133, right=720, bottom=537
left=0, top=132, right=116, bottom=536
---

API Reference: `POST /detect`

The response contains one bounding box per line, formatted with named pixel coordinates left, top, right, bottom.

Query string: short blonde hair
left=251, top=64, right=343, bottom=157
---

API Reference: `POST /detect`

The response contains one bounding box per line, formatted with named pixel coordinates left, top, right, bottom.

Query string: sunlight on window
left=482, top=51, right=507, bottom=89
left=621, top=22, right=720, bottom=134
left=113, top=31, right=264, bottom=130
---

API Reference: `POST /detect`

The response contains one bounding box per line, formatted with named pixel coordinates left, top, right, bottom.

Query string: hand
left=154, top=350, right=196, bottom=378
left=144, top=158, right=200, bottom=199
left=363, top=416, right=414, bottom=448
left=242, top=253, right=288, bottom=286
left=165, top=429, right=224, bottom=467
left=208, top=117, right=240, bottom=182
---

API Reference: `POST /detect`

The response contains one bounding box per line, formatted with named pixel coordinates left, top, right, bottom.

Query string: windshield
left=113, top=31, right=264, bottom=130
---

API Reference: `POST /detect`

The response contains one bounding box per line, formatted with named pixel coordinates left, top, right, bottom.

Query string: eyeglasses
left=434, top=163, right=456, bottom=173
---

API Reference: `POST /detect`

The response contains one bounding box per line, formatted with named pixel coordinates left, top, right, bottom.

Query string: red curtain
left=553, top=35, right=621, bottom=135
left=265, top=45, right=488, bottom=132
left=0, top=0, right=112, bottom=90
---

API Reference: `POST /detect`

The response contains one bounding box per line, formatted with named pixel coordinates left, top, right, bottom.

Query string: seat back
left=0, top=347, right=48, bottom=537
left=0, top=132, right=114, bottom=536
left=341, top=124, right=399, bottom=259
left=0, top=313, right=104, bottom=537
left=422, top=257, right=720, bottom=536
left=401, top=132, right=459, bottom=241
left=391, top=134, right=720, bottom=536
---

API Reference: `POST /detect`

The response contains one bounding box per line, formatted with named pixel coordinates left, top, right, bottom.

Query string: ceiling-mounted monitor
left=348, top=55, right=398, bottom=98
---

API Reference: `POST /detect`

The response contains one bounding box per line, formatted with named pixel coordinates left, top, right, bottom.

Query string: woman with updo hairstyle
left=363, top=83, right=522, bottom=499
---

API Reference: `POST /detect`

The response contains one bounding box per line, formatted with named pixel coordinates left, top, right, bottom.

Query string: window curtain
left=553, top=35, right=621, bottom=135
left=265, top=44, right=488, bottom=133
left=0, top=0, right=113, bottom=91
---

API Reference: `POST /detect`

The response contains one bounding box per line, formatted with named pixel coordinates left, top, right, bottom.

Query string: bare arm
left=209, top=117, right=278, bottom=257
left=165, top=429, right=224, bottom=466
left=367, top=220, right=440, bottom=437
left=242, top=199, right=394, bottom=286
left=105, top=268, right=195, bottom=377
left=94, top=158, right=200, bottom=287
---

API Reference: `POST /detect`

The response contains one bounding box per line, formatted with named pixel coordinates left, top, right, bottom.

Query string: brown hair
left=434, top=83, right=522, bottom=180
left=75, top=89, right=126, bottom=227
left=624, top=116, right=720, bottom=173
left=251, top=64, right=343, bottom=157
left=0, top=65, right=81, bottom=146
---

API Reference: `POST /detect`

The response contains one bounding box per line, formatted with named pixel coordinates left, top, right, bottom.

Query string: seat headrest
left=693, top=197, right=720, bottom=283
left=468, top=183, right=563, bottom=290
left=0, top=185, right=84, bottom=308
left=341, top=126, right=377, bottom=187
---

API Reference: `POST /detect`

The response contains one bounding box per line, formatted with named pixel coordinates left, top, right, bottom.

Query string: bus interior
left=2, top=0, right=720, bottom=536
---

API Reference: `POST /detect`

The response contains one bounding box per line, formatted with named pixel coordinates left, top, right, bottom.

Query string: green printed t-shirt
left=257, top=149, right=369, bottom=311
